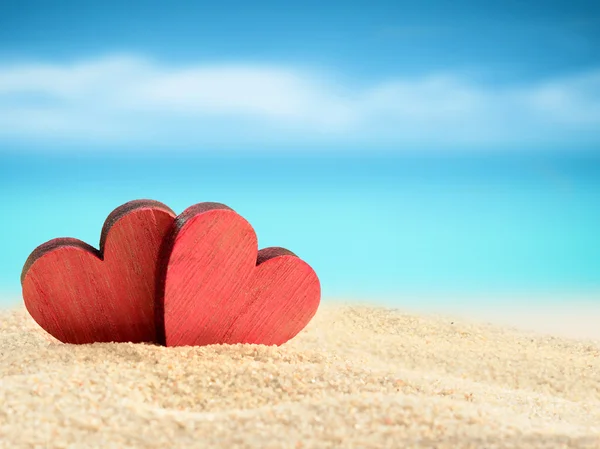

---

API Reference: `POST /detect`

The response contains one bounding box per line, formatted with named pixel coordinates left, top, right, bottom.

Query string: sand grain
left=1, top=303, right=599, bottom=448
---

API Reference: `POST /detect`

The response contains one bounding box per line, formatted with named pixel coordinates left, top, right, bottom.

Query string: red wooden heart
left=21, top=200, right=176, bottom=344
left=158, top=202, right=321, bottom=347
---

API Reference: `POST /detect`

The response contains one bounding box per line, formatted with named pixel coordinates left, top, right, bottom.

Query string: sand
left=1, top=302, right=599, bottom=449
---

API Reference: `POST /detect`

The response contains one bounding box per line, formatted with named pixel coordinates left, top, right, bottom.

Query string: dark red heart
left=21, top=200, right=176, bottom=344
left=157, top=202, right=321, bottom=347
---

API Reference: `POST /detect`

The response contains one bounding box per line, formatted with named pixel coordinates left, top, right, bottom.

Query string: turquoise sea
left=1, top=152, right=599, bottom=308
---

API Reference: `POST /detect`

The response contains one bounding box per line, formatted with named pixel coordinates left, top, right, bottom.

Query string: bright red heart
left=158, top=202, right=321, bottom=347
left=21, top=200, right=176, bottom=344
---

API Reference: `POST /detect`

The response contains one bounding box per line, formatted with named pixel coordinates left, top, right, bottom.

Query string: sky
left=0, top=0, right=599, bottom=154
left=1, top=1, right=600, bottom=303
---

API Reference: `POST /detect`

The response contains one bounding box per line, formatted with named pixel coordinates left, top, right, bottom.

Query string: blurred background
left=1, top=0, right=599, bottom=309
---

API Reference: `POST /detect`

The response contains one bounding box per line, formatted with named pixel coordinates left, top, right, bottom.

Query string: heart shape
left=21, top=200, right=176, bottom=344
left=157, top=202, right=321, bottom=347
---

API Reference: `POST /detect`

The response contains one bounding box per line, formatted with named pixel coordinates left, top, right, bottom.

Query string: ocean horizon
left=2, top=151, right=599, bottom=309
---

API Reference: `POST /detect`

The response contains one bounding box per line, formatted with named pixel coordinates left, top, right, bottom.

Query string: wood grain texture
left=21, top=200, right=176, bottom=344
left=159, top=202, right=321, bottom=347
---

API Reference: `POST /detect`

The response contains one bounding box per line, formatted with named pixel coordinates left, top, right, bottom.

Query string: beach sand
left=1, top=302, right=599, bottom=449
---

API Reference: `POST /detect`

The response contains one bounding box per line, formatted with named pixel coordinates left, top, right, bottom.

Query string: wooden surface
left=21, top=200, right=176, bottom=344
left=159, top=202, right=321, bottom=347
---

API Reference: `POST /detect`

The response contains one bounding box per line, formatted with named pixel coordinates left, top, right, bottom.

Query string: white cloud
left=0, top=54, right=598, bottom=152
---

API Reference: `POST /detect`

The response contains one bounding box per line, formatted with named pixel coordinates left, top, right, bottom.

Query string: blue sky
left=0, top=0, right=599, bottom=153
left=1, top=1, right=600, bottom=303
